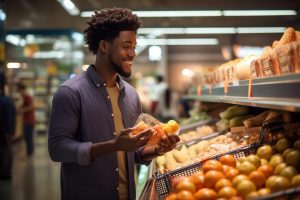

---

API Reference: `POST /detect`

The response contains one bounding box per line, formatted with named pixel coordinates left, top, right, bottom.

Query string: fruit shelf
left=184, top=73, right=300, bottom=112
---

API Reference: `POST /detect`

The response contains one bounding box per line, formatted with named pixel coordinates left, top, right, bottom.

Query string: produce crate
left=255, top=186, right=300, bottom=200
left=154, top=144, right=258, bottom=197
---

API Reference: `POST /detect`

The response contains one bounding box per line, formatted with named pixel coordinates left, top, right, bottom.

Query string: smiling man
left=48, top=8, right=179, bottom=200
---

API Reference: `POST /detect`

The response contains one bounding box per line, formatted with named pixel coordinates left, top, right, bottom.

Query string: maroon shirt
left=22, top=94, right=35, bottom=125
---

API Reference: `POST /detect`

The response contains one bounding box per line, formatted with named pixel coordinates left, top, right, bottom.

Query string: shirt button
left=97, top=84, right=100, bottom=87
left=107, top=96, right=110, bottom=99
left=103, top=83, right=106, bottom=87
left=113, top=132, right=116, bottom=135
left=116, top=168, right=119, bottom=172
left=111, top=113, right=114, bottom=117
left=117, top=187, right=119, bottom=191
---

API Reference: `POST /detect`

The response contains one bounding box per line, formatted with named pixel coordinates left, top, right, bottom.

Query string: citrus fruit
left=204, top=170, right=225, bottom=189
left=176, top=180, right=196, bottom=193
left=276, top=138, right=290, bottom=153
left=194, top=188, right=217, bottom=200
left=190, top=172, right=205, bottom=190
left=291, top=174, right=300, bottom=187
left=177, top=190, right=195, bottom=200
left=236, top=180, right=257, bottom=198
left=215, top=178, right=232, bottom=192
left=246, top=155, right=261, bottom=168
left=249, top=170, right=266, bottom=189
left=167, top=120, right=179, bottom=132
left=257, top=145, right=273, bottom=160
left=202, top=160, right=223, bottom=173
left=219, top=154, right=236, bottom=168
left=225, top=168, right=239, bottom=181
left=237, top=161, right=256, bottom=175
left=218, top=186, right=237, bottom=198
left=257, top=165, right=273, bottom=178
left=232, top=174, right=249, bottom=188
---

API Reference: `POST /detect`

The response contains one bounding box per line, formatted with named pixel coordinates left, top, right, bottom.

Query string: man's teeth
left=124, top=61, right=132, bottom=65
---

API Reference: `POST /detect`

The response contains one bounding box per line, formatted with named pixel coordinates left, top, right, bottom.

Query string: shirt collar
left=86, top=64, right=125, bottom=91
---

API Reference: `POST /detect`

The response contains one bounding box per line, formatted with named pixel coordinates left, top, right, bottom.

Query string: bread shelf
left=184, top=73, right=300, bottom=112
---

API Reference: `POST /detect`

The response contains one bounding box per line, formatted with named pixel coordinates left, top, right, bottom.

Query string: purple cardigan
left=48, top=65, right=149, bottom=200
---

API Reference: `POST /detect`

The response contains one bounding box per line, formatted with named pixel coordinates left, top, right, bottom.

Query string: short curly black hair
left=84, top=7, right=142, bottom=54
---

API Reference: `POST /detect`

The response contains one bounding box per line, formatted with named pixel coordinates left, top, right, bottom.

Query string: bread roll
left=278, top=27, right=296, bottom=46
left=296, top=31, right=300, bottom=42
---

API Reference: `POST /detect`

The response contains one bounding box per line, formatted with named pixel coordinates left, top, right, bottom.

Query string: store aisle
left=0, top=134, right=60, bottom=200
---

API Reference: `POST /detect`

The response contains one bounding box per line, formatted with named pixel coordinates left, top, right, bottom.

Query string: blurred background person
left=0, top=72, right=16, bottom=180
left=16, top=83, right=35, bottom=156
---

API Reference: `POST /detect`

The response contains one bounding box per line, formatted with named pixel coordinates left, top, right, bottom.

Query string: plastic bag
left=133, top=113, right=180, bottom=145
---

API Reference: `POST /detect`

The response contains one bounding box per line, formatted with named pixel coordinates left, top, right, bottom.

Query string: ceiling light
left=223, top=10, right=297, bottom=16
left=5, top=35, right=21, bottom=46
left=7, top=62, right=21, bottom=69
left=137, top=38, right=219, bottom=46
left=0, top=9, right=6, bottom=21
left=133, top=10, right=222, bottom=17
left=81, top=9, right=297, bottom=18
left=184, top=28, right=236, bottom=34
left=182, top=69, right=194, bottom=77
left=237, top=27, right=286, bottom=33
left=138, top=27, right=286, bottom=35
left=57, top=0, right=80, bottom=15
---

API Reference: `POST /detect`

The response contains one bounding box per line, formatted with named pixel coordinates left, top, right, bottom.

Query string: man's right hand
left=113, top=128, right=154, bottom=151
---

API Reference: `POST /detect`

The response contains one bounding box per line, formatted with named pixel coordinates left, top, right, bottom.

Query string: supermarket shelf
left=184, top=73, right=300, bottom=112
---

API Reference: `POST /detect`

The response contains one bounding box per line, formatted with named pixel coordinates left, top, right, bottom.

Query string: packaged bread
left=236, top=55, right=258, bottom=80
left=278, top=27, right=296, bottom=46
left=260, top=54, right=280, bottom=77
left=293, top=42, right=300, bottom=73
left=250, top=58, right=263, bottom=78
left=274, top=43, right=295, bottom=74
left=272, top=40, right=280, bottom=49
left=296, top=31, right=300, bottom=42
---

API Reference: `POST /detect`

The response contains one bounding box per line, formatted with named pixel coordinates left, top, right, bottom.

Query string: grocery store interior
left=1, top=0, right=300, bottom=199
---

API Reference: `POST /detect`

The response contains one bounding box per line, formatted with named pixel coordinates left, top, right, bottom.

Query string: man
left=17, top=82, right=35, bottom=156
left=0, top=73, right=16, bottom=180
left=48, top=8, right=180, bottom=200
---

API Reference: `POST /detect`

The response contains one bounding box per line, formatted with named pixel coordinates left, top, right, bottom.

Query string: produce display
left=165, top=137, right=300, bottom=200
left=178, top=125, right=215, bottom=144
left=156, top=130, right=260, bottom=173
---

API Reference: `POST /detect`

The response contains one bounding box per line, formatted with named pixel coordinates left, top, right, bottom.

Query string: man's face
left=108, top=31, right=137, bottom=78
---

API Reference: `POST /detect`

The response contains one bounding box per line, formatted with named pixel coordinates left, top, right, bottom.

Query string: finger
left=161, top=135, right=172, bottom=147
left=135, top=136, right=149, bottom=147
left=134, top=128, right=153, bottom=140
left=120, top=128, right=135, bottom=135
left=167, top=134, right=178, bottom=144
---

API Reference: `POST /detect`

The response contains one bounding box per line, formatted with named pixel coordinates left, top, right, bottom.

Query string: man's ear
left=99, top=40, right=109, bottom=53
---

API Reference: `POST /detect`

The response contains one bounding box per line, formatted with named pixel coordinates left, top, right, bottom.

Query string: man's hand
left=113, top=128, right=154, bottom=152
left=155, top=133, right=180, bottom=155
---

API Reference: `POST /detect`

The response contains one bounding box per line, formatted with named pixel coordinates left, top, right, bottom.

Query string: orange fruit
left=225, top=168, right=239, bottom=181
left=190, top=172, right=205, bottom=190
left=229, top=197, right=243, bottom=200
left=167, top=120, right=179, bottom=132
left=162, top=124, right=173, bottom=134
left=177, top=190, right=195, bottom=200
left=176, top=180, right=196, bottom=193
left=194, top=188, right=217, bottom=200
left=202, top=160, right=223, bottom=173
left=219, top=154, right=237, bottom=168
left=172, top=176, right=190, bottom=189
left=246, top=191, right=260, bottom=199
left=204, top=170, right=225, bottom=189
left=249, top=170, right=266, bottom=189
left=257, top=188, right=271, bottom=196
left=166, top=193, right=177, bottom=200
left=215, top=178, right=232, bottom=192
left=265, top=175, right=290, bottom=192
left=218, top=186, right=237, bottom=198
left=236, top=180, right=257, bottom=198
left=232, top=175, right=249, bottom=188
left=257, top=165, right=273, bottom=178
left=222, top=165, right=234, bottom=174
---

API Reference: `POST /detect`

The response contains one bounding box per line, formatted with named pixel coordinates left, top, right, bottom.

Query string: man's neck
left=94, top=59, right=117, bottom=87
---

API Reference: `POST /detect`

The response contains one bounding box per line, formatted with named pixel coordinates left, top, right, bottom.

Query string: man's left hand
left=156, top=133, right=180, bottom=155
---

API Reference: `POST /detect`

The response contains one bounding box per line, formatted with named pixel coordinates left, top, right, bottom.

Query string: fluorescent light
left=33, top=51, right=65, bottom=59
left=237, top=27, right=286, bottom=34
left=184, top=28, right=236, bottom=34
left=0, top=9, right=6, bottom=21
left=138, top=27, right=287, bottom=34
left=81, top=9, right=297, bottom=18
left=137, top=38, right=218, bottom=45
left=138, top=28, right=184, bottom=35
left=133, top=10, right=222, bottom=17
left=223, top=10, right=297, bottom=16
left=182, top=69, right=194, bottom=77
left=57, top=0, right=80, bottom=15
left=7, top=62, right=21, bottom=69
left=5, top=35, right=21, bottom=46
